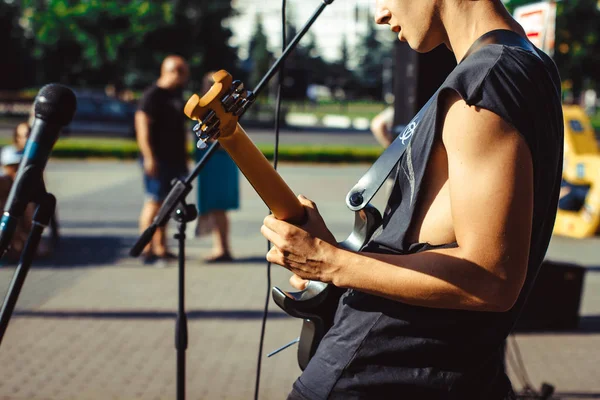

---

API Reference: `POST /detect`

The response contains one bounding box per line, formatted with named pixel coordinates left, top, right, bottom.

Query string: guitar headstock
left=184, top=70, right=255, bottom=149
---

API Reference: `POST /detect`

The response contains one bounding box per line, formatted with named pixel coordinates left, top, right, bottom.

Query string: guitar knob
left=197, top=140, right=207, bottom=150
left=349, top=192, right=364, bottom=207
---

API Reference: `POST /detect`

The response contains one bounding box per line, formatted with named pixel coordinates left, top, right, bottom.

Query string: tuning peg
left=222, top=93, right=237, bottom=112
left=231, top=80, right=245, bottom=93
left=203, top=110, right=217, bottom=126
left=197, top=140, right=208, bottom=150
left=234, top=98, right=253, bottom=117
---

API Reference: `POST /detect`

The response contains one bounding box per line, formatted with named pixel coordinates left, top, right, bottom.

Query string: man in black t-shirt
left=136, top=55, right=189, bottom=265
left=261, top=1, right=563, bottom=399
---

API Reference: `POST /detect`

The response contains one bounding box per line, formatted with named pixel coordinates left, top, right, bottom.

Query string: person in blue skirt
left=194, top=72, right=240, bottom=263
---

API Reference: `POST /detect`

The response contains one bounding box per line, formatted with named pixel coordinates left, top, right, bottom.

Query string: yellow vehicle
left=553, top=105, right=600, bottom=238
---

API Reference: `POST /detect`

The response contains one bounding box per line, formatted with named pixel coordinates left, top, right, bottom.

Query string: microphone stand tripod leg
left=0, top=192, right=56, bottom=347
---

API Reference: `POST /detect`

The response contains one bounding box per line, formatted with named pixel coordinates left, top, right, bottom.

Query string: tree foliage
left=247, top=13, right=273, bottom=91
left=503, top=0, right=600, bottom=96
left=2, top=0, right=600, bottom=103
left=19, top=0, right=174, bottom=87
left=14, top=0, right=238, bottom=90
left=553, top=0, right=600, bottom=96
left=0, top=1, right=34, bottom=90
left=355, top=15, right=393, bottom=99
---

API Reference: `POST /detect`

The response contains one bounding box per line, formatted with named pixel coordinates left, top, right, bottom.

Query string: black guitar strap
left=345, top=30, right=540, bottom=212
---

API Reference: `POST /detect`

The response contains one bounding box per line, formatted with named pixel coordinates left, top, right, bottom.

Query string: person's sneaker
left=154, top=251, right=177, bottom=268
left=141, top=252, right=158, bottom=266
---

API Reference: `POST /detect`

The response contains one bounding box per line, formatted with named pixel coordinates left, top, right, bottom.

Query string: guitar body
left=272, top=204, right=383, bottom=370
left=183, top=70, right=383, bottom=371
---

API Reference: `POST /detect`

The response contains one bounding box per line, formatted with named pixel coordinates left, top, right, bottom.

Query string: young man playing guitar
left=261, top=0, right=564, bottom=398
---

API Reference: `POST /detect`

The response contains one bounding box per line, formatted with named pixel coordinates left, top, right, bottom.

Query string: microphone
left=0, top=83, right=76, bottom=258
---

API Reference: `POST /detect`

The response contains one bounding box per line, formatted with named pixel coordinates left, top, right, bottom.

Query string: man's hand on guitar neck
left=261, top=195, right=338, bottom=290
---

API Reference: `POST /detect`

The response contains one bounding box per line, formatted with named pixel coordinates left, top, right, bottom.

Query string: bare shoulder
left=440, top=90, right=526, bottom=153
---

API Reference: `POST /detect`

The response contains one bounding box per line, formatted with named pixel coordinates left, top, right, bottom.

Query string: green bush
left=0, top=137, right=383, bottom=163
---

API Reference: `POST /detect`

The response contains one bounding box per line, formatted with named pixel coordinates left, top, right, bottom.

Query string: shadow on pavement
left=552, top=393, right=600, bottom=399
left=59, top=221, right=139, bottom=229
left=2, top=235, right=275, bottom=268
left=513, top=315, right=600, bottom=334
left=18, top=235, right=128, bottom=268
left=14, top=308, right=289, bottom=320
left=199, top=256, right=267, bottom=265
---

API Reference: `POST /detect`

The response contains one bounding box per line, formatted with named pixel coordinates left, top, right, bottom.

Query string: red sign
left=513, top=1, right=557, bottom=56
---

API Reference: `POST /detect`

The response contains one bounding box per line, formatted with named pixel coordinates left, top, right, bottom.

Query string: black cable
left=508, top=334, right=539, bottom=397
left=254, top=1, right=286, bottom=399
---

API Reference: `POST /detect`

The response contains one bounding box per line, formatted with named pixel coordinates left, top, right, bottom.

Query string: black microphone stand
left=173, top=200, right=197, bottom=400
left=0, top=191, right=56, bottom=346
left=128, top=2, right=335, bottom=399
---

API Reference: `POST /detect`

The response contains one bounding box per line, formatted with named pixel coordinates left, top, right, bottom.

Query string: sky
left=226, top=0, right=393, bottom=64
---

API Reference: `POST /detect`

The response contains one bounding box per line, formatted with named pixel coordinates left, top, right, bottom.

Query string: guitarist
left=261, top=0, right=564, bottom=399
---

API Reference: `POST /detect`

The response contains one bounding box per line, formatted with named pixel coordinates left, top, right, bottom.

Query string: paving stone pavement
left=0, top=161, right=598, bottom=400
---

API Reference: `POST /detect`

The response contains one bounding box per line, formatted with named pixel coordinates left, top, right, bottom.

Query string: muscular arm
left=336, top=92, right=533, bottom=311
left=264, top=92, right=534, bottom=313
left=135, top=110, right=159, bottom=177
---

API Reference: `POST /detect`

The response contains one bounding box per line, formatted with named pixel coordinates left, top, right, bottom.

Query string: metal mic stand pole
left=0, top=191, right=56, bottom=346
left=129, top=143, right=219, bottom=400
left=128, top=2, right=336, bottom=398
left=173, top=200, right=197, bottom=400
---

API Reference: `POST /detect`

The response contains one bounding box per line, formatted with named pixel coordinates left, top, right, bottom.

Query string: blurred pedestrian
left=1, top=142, right=24, bottom=180
left=0, top=122, right=30, bottom=178
left=3, top=121, right=59, bottom=251
left=135, top=55, right=190, bottom=266
left=0, top=144, right=50, bottom=262
left=194, top=71, right=240, bottom=263
left=13, top=121, right=30, bottom=152
left=11, top=120, right=60, bottom=249
left=370, top=105, right=404, bottom=200
left=370, top=105, right=396, bottom=148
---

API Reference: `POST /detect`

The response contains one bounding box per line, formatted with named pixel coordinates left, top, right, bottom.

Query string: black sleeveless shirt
left=291, top=31, right=564, bottom=400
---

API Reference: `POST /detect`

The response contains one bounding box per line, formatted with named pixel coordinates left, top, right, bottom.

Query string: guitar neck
left=218, top=124, right=306, bottom=224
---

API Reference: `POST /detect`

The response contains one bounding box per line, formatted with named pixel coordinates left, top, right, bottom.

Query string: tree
left=340, top=34, right=350, bottom=71
left=502, top=0, right=536, bottom=12
left=504, top=0, right=600, bottom=98
left=553, top=0, right=600, bottom=98
left=16, top=0, right=239, bottom=91
left=278, top=20, right=309, bottom=100
left=18, top=0, right=175, bottom=88
left=275, top=20, right=331, bottom=100
left=134, top=0, right=239, bottom=91
left=247, top=13, right=273, bottom=93
left=355, top=14, right=393, bottom=100
left=0, top=1, right=34, bottom=90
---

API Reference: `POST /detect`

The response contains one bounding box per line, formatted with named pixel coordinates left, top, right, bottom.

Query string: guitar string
left=254, top=0, right=286, bottom=399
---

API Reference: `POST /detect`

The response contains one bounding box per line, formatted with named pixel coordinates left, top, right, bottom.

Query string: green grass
left=286, top=101, right=388, bottom=120
left=2, top=103, right=594, bottom=164
left=0, top=137, right=383, bottom=163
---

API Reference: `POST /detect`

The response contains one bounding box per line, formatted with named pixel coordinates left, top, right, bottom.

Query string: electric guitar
left=184, top=70, right=382, bottom=370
